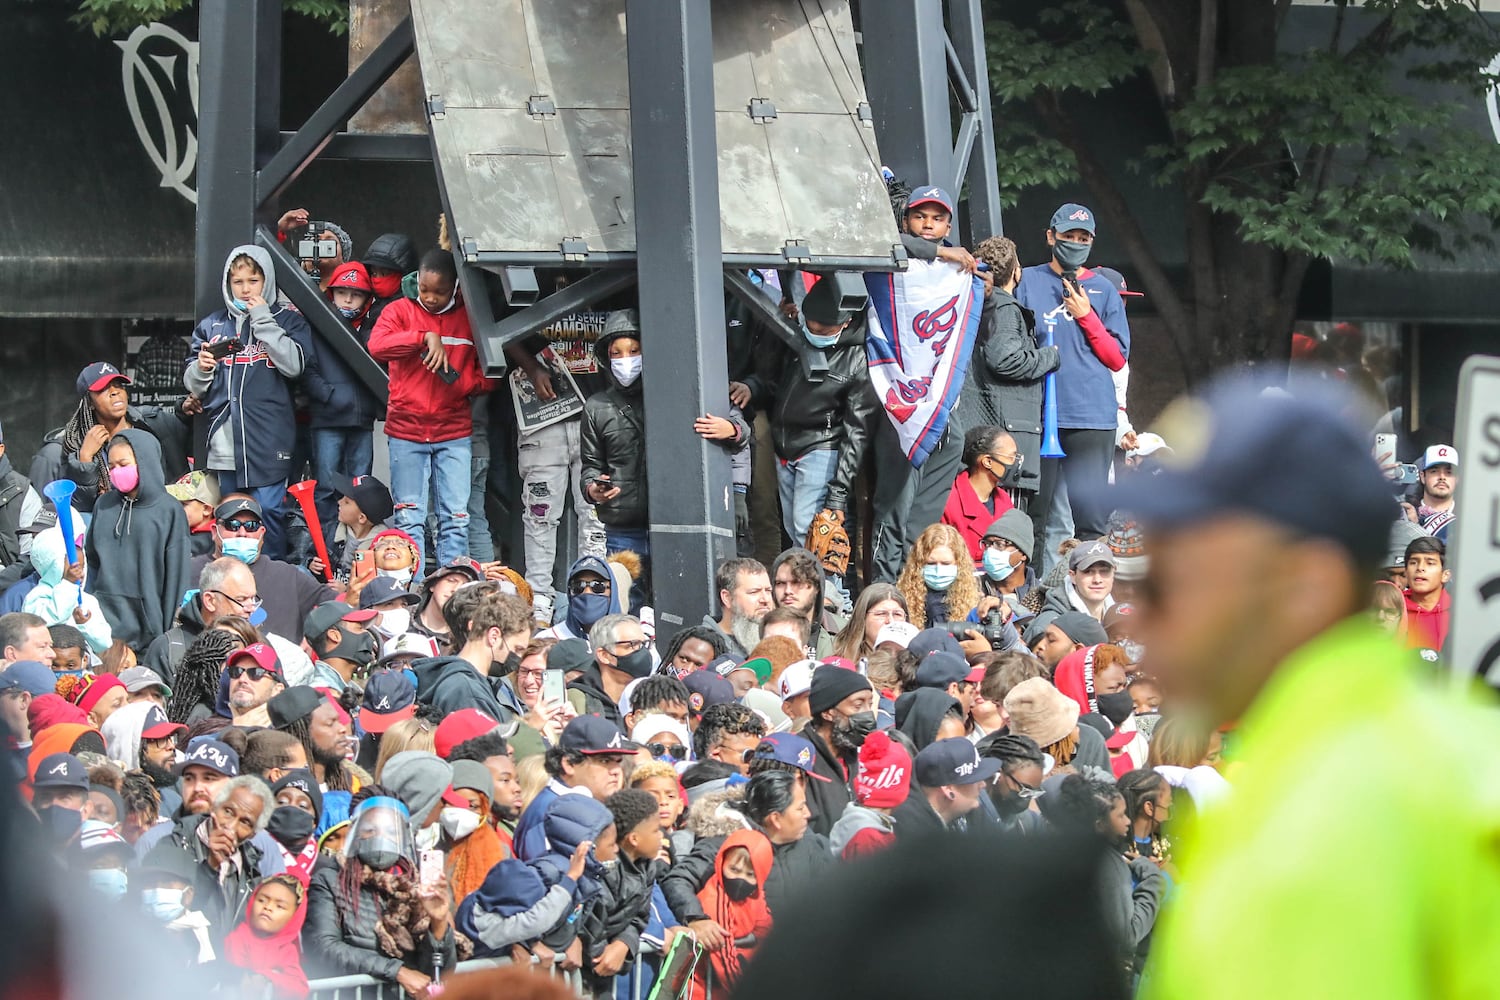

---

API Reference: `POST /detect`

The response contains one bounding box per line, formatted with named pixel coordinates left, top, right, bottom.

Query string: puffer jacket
left=584, top=850, right=660, bottom=978
left=304, top=863, right=458, bottom=981
left=532, top=796, right=614, bottom=951
left=743, top=318, right=878, bottom=512
left=952, top=288, right=1058, bottom=493
left=579, top=327, right=647, bottom=528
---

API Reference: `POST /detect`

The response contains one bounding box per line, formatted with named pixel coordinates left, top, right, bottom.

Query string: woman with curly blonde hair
left=895, top=524, right=979, bottom=628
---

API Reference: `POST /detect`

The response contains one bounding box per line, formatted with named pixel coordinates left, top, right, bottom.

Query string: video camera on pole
left=297, top=222, right=338, bottom=264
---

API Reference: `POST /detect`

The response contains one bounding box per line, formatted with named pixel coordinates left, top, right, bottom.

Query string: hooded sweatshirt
left=101, top=700, right=156, bottom=770
left=84, top=429, right=192, bottom=651
left=828, top=803, right=897, bottom=860
left=184, top=244, right=312, bottom=487
left=222, top=880, right=310, bottom=999
left=22, top=523, right=113, bottom=653
left=456, top=858, right=578, bottom=956
left=367, top=277, right=490, bottom=443
left=539, top=554, right=625, bottom=642
left=694, top=830, right=774, bottom=994
left=894, top=689, right=962, bottom=751
left=768, top=548, right=837, bottom=658
left=532, top=796, right=614, bottom=949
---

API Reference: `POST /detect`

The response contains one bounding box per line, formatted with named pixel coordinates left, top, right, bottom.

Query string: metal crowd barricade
left=306, top=957, right=583, bottom=1000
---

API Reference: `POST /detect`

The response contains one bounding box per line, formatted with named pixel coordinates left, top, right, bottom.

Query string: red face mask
left=370, top=273, right=401, bottom=298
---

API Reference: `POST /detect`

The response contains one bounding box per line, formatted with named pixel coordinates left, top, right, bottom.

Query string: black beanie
left=272, top=767, right=324, bottom=821
left=808, top=665, right=872, bottom=717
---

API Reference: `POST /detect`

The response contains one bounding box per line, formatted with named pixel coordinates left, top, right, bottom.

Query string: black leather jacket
left=304, top=864, right=458, bottom=981
left=580, top=382, right=647, bottom=528
left=744, top=320, right=878, bottom=512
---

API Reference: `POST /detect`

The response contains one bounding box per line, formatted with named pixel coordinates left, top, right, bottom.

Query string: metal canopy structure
left=194, top=0, right=1002, bottom=630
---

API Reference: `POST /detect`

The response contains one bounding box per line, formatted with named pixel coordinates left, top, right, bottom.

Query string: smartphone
left=1373, top=432, right=1397, bottom=470
left=1062, top=273, right=1083, bottom=296
left=419, top=848, right=444, bottom=889
left=543, top=668, right=567, bottom=706
left=435, top=365, right=462, bottom=384
left=207, top=339, right=242, bottom=358
left=351, top=549, right=372, bottom=579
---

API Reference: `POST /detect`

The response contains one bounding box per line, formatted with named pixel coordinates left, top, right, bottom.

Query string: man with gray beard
left=704, top=557, right=774, bottom=657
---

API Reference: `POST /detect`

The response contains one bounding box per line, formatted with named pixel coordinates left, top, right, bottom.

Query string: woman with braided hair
left=169, top=629, right=241, bottom=725
left=304, top=796, right=462, bottom=995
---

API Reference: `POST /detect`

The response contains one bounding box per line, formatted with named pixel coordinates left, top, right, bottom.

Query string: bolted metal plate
left=410, top=0, right=900, bottom=266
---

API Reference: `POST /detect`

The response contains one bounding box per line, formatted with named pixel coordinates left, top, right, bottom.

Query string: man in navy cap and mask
left=1016, top=203, right=1130, bottom=545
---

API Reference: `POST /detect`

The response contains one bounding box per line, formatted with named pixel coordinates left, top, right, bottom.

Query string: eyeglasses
left=221, top=518, right=263, bottom=533
left=611, top=639, right=649, bottom=654
left=211, top=590, right=263, bottom=611
left=982, top=538, right=1019, bottom=551
left=646, top=743, right=688, bottom=762
left=570, top=580, right=610, bottom=596
left=226, top=665, right=276, bottom=681
left=1000, top=770, right=1043, bottom=799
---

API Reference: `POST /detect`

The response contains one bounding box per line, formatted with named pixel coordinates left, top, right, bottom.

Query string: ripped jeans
left=516, top=418, right=607, bottom=601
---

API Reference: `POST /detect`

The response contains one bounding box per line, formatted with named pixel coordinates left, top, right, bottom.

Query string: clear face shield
left=343, top=796, right=415, bottom=872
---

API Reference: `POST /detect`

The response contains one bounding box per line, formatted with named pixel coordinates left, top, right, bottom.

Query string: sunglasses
left=569, top=580, right=610, bottom=596
left=222, top=518, right=263, bottom=533
left=226, top=665, right=277, bottom=681
left=646, top=743, right=688, bottom=762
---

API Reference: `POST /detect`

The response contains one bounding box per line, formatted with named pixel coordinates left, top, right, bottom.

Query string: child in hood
left=83, top=429, right=191, bottom=652
left=223, top=874, right=311, bottom=1000
left=455, top=843, right=590, bottom=958
left=184, top=244, right=312, bottom=561
left=692, top=830, right=774, bottom=998
left=22, top=522, right=112, bottom=654
left=829, top=729, right=911, bottom=859
left=531, top=795, right=618, bottom=960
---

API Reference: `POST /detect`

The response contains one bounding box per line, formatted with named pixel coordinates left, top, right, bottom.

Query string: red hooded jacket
left=367, top=294, right=490, bottom=443
left=222, top=877, right=310, bottom=1000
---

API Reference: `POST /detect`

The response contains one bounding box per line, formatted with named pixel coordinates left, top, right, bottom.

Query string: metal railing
left=306, top=958, right=583, bottom=1000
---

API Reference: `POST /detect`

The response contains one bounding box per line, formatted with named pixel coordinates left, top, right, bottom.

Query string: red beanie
left=856, top=730, right=911, bottom=809
left=72, top=674, right=125, bottom=717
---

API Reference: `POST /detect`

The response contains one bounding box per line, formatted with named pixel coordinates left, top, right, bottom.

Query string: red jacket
left=367, top=296, right=490, bottom=442
left=1404, top=589, right=1450, bottom=651
left=941, top=470, right=1014, bottom=564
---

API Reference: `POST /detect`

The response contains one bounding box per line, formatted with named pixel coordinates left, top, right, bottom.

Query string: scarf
left=222, top=880, right=309, bottom=1000
left=278, top=836, right=322, bottom=887
left=449, top=797, right=507, bottom=903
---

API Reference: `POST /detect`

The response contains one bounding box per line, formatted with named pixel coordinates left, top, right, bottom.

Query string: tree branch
left=1197, top=0, right=1217, bottom=88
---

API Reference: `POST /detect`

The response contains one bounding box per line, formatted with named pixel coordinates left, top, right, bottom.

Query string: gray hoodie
left=828, top=802, right=895, bottom=857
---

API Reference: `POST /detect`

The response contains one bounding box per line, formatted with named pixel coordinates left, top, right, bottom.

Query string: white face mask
left=415, top=820, right=442, bottom=852
left=439, top=806, right=482, bottom=842
left=611, top=356, right=643, bottom=387
left=378, top=567, right=414, bottom=587
left=378, top=608, right=411, bottom=638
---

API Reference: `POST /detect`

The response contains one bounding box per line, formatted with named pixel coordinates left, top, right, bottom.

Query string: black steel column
left=949, top=0, right=1003, bottom=240
left=625, top=0, right=734, bottom=638
left=195, top=0, right=281, bottom=318
left=860, top=0, right=952, bottom=206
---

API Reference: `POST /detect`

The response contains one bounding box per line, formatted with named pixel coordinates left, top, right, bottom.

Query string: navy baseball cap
left=905, top=185, right=954, bottom=215
left=4, top=660, right=57, bottom=697
left=360, top=671, right=417, bottom=733
left=140, top=703, right=187, bottom=741
left=915, top=737, right=1001, bottom=788
left=359, top=576, right=421, bottom=610
left=1050, top=203, right=1097, bottom=235
left=77, top=362, right=132, bottom=396
left=752, top=733, right=831, bottom=782
left=908, top=627, right=965, bottom=661
left=174, top=738, right=240, bottom=778
left=914, top=651, right=971, bottom=690
left=682, top=670, right=736, bottom=717
left=33, top=753, right=90, bottom=790
left=327, top=473, right=395, bottom=526
left=559, top=715, right=640, bottom=756
left=1092, top=266, right=1143, bottom=298
left=1113, top=376, right=1395, bottom=572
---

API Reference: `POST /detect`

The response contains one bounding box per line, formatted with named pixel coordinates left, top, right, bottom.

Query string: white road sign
left=1447, top=355, right=1500, bottom=684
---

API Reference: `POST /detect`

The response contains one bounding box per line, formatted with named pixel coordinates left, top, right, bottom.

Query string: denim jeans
left=311, top=427, right=374, bottom=547
left=467, top=452, right=495, bottom=562
left=516, top=419, right=608, bottom=600
left=776, top=448, right=839, bottom=545
left=387, top=436, right=472, bottom=566
left=215, top=473, right=290, bottom=561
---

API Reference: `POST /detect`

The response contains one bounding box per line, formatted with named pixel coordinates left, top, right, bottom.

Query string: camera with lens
left=944, top=609, right=1010, bottom=651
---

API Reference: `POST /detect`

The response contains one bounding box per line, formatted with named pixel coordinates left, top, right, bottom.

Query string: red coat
left=367, top=296, right=490, bottom=443
left=941, top=471, right=1013, bottom=564
left=1404, top=589, right=1450, bottom=651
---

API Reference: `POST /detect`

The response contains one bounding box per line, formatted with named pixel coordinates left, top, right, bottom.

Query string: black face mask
left=38, top=804, right=82, bottom=841
left=1096, top=691, right=1135, bottom=728
left=613, top=647, right=654, bottom=680
left=266, top=805, right=317, bottom=849
left=831, top=711, right=877, bottom=752
left=991, top=787, right=1031, bottom=818
left=326, top=628, right=379, bottom=669
left=723, top=877, right=757, bottom=902
left=500, top=650, right=522, bottom=676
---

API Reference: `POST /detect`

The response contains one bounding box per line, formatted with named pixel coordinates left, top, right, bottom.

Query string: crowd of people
left=0, top=180, right=1482, bottom=1000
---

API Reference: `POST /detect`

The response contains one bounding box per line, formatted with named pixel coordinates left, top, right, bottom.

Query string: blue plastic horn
left=42, top=479, right=79, bottom=567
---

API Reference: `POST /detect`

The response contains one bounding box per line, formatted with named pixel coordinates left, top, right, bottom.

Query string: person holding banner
left=1016, top=204, right=1130, bottom=544
left=863, top=186, right=986, bottom=583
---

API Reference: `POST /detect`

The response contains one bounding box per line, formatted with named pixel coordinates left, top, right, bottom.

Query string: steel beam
left=488, top=269, right=640, bottom=351
left=255, top=226, right=389, bottom=400
left=279, top=132, right=432, bottom=162
left=860, top=0, right=952, bottom=219
left=722, top=269, right=829, bottom=382
left=257, top=16, right=416, bottom=206
left=948, top=0, right=1004, bottom=239
left=626, top=0, right=735, bottom=637
left=195, top=0, right=281, bottom=318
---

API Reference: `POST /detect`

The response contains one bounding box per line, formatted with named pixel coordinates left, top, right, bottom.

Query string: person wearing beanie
left=268, top=768, right=329, bottom=885
left=1103, top=517, right=1148, bottom=604
left=829, top=729, right=912, bottom=859
left=978, top=509, right=1038, bottom=603
left=740, top=275, right=877, bottom=547
left=1032, top=610, right=1109, bottom=670
left=799, top=665, right=875, bottom=838
left=1004, top=677, right=1083, bottom=769
left=380, top=749, right=454, bottom=834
